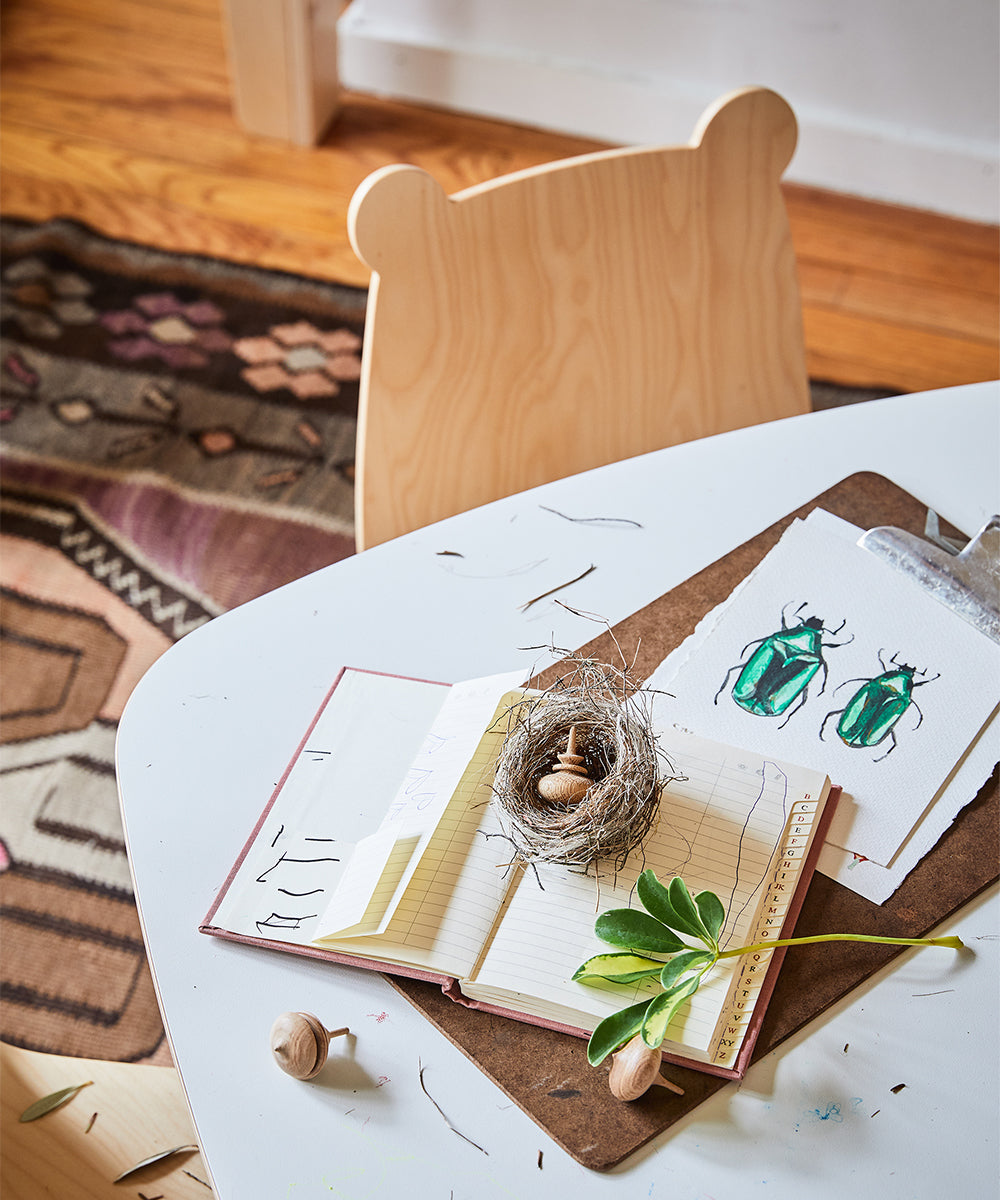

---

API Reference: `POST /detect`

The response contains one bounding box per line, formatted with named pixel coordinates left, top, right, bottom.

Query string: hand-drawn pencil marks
left=721, top=760, right=789, bottom=946
left=256, top=912, right=319, bottom=934
left=256, top=850, right=340, bottom=883
left=253, top=835, right=342, bottom=935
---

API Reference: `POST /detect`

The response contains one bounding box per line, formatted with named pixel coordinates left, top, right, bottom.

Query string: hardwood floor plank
left=0, top=88, right=602, bottom=198
left=1, top=3, right=229, bottom=75
left=798, top=260, right=999, bottom=345
left=8, top=0, right=223, bottom=41
left=787, top=189, right=998, bottom=297
left=0, top=60, right=228, bottom=107
left=786, top=183, right=999, bottom=258
left=0, top=91, right=333, bottom=180
left=0, top=169, right=362, bottom=283
left=0, top=124, right=353, bottom=235
left=803, top=306, right=998, bottom=391
left=0, top=61, right=231, bottom=127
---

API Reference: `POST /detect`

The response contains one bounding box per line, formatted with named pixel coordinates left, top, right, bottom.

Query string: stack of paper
left=646, top=510, right=1000, bottom=904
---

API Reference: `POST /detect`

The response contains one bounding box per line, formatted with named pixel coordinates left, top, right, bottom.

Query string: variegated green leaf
left=572, top=952, right=665, bottom=984
left=635, top=869, right=686, bottom=933
left=586, top=998, right=653, bottom=1066
left=695, top=890, right=726, bottom=943
left=640, top=976, right=701, bottom=1048
left=636, top=870, right=709, bottom=943
left=666, top=876, right=712, bottom=943
left=659, top=948, right=714, bottom=990
left=594, top=908, right=686, bottom=955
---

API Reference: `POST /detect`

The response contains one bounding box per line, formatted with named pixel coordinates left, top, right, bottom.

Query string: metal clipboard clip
left=858, top=512, right=1000, bottom=645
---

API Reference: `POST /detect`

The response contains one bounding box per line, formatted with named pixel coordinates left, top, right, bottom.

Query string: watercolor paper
left=649, top=512, right=1000, bottom=869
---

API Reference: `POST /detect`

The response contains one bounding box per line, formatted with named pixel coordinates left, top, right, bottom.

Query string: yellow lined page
left=314, top=828, right=421, bottom=937
left=313, top=688, right=529, bottom=978
left=313, top=672, right=522, bottom=940
left=464, top=731, right=829, bottom=1058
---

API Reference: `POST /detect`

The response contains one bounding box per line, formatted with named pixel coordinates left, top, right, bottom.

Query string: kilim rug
left=1, top=217, right=366, bottom=1065
left=0, top=217, right=896, bottom=1068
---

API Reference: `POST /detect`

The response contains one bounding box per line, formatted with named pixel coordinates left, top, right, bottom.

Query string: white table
left=118, top=383, right=999, bottom=1200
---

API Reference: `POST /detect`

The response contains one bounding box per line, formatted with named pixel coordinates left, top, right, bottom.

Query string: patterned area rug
left=1, top=218, right=366, bottom=1064
left=0, top=217, right=895, bottom=1067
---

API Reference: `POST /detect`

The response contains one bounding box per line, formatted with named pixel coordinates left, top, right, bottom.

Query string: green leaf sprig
left=574, top=869, right=964, bottom=1068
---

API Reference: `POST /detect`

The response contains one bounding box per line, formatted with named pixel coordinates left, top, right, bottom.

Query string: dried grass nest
left=491, top=658, right=671, bottom=867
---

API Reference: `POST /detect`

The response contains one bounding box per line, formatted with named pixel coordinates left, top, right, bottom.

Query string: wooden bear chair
left=349, top=86, right=809, bottom=550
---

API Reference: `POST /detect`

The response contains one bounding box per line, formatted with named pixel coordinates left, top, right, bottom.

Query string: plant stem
left=716, top=933, right=963, bottom=959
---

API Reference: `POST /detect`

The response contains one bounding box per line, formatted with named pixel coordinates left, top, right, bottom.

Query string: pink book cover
left=200, top=668, right=840, bottom=1081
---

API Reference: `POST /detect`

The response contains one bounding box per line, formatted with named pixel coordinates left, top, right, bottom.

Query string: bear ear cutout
left=348, top=165, right=451, bottom=273
left=692, top=87, right=798, bottom=175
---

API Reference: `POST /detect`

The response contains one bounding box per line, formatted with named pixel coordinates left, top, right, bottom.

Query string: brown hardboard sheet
left=391, top=472, right=999, bottom=1170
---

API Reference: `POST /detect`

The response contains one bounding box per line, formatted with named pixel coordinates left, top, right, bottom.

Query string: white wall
left=338, top=0, right=999, bottom=222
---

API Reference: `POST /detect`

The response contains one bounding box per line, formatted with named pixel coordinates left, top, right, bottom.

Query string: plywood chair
left=1, top=1043, right=210, bottom=1198
left=349, top=86, right=809, bottom=550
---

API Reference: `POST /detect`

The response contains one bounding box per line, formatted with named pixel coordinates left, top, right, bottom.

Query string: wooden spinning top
left=270, top=1011, right=349, bottom=1079
left=536, top=726, right=593, bottom=805
left=608, top=1035, right=685, bottom=1101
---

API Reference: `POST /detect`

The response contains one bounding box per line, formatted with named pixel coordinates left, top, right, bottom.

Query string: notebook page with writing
left=205, top=669, right=448, bottom=947
left=463, top=730, right=830, bottom=1061
left=312, top=690, right=529, bottom=979
left=316, top=672, right=524, bottom=939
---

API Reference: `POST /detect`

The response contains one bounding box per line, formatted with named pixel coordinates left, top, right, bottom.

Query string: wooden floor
left=2, top=0, right=997, bottom=393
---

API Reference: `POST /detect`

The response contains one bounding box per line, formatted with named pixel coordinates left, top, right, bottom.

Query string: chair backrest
left=349, top=86, right=809, bottom=550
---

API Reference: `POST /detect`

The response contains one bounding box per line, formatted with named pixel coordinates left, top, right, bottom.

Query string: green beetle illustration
left=715, top=602, right=853, bottom=727
left=820, top=651, right=940, bottom=760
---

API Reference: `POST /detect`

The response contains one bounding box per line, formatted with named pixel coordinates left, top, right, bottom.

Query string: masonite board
left=390, top=473, right=999, bottom=1169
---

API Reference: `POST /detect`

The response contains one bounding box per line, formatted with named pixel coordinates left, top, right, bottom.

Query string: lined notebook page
left=464, top=731, right=829, bottom=1059
left=315, top=673, right=522, bottom=942
left=312, top=689, right=529, bottom=979
left=309, top=828, right=422, bottom=938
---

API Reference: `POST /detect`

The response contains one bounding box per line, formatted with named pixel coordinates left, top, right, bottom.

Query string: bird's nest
left=491, top=657, right=670, bottom=867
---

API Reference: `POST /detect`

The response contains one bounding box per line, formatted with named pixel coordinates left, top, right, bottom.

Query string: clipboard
left=389, top=472, right=999, bottom=1170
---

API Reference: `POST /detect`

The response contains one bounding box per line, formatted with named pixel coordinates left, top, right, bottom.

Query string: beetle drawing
left=714, top=602, right=853, bottom=727
left=819, top=651, right=940, bottom=760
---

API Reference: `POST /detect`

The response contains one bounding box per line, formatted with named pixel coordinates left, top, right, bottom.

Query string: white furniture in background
left=222, top=0, right=344, bottom=145
left=117, top=384, right=999, bottom=1199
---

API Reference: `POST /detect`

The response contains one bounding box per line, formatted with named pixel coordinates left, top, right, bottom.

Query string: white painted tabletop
left=118, top=383, right=999, bottom=1200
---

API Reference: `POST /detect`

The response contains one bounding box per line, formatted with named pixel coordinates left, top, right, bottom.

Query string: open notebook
left=202, top=667, right=836, bottom=1078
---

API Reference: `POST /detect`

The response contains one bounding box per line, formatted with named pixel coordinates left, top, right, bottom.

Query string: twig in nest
left=477, top=829, right=545, bottom=888
left=418, top=1060, right=488, bottom=1154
